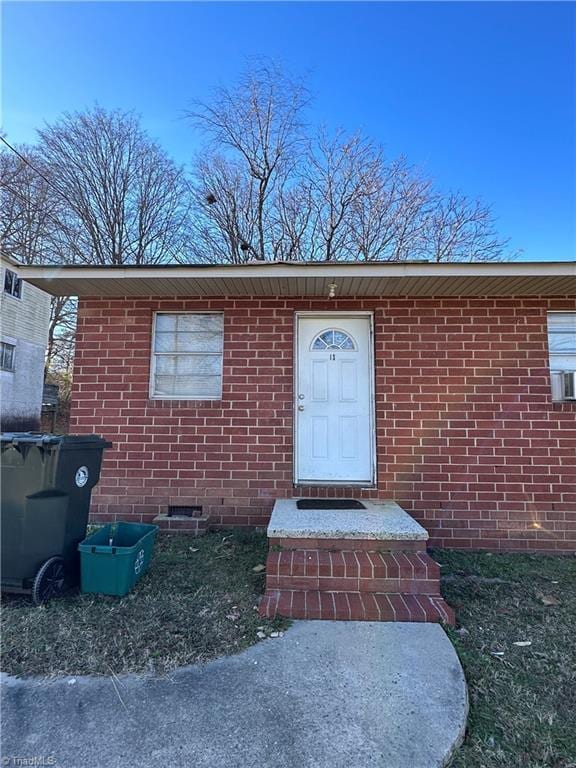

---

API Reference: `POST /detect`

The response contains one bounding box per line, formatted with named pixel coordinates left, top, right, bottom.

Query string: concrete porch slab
left=268, top=498, right=429, bottom=541
left=1, top=621, right=468, bottom=768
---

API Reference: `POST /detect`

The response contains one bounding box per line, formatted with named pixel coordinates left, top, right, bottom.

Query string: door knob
left=298, top=405, right=305, bottom=411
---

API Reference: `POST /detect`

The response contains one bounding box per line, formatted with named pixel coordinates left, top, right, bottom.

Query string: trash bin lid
left=0, top=432, right=112, bottom=449
left=0, top=432, right=61, bottom=447
left=58, top=434, right=113, bottom=450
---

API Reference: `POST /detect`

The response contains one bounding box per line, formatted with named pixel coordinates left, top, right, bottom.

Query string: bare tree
left=189, top=154, right=260, bottom=263
left=272, top=179, right=315, bottom=261
left=188, top=63, right=512, bottom=263
left=37, top=106, right=192, bottom=265
left=0, top=145, right=61, bottom=264
left=45, top=296, right=76, bottom=374
left=305, top=129, right=386, bottom=261
left=2, top=108, right=193, bottom=401
left=347, top=157, right=433, bottom=261
left=1, top=144, right=78, bottom=402
left=0, top=145, right=76, bottom=423
left=187, top=62, right=309, bottom=262
left=424, top=192, right=512, bottom=262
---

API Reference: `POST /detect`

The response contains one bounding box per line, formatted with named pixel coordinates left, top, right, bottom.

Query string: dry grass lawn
left=437, top=549, right=576, bottom=768
left=1, top=529, right=286, bottom=677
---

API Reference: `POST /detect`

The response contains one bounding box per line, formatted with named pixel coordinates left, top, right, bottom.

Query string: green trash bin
left=78, top=522, right=158, bottom=597
left=1, top=432, right=112, bottom=603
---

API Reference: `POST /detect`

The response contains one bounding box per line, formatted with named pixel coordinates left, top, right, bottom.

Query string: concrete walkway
left=1, top=622, right=468, bottom=768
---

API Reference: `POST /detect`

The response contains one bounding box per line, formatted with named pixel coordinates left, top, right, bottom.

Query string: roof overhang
left=17, top=261, right=576, bottom=298
left=1, top=253, right=22, bottom=268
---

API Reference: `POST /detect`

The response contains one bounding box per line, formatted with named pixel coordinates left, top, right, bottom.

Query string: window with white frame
left=0, top=342, right=15, bottom=371
left=3, top=269, right=22, bottom=299
left=151, top=313, right=224, bottom=399
left=548, top=313, right=576, bottom=401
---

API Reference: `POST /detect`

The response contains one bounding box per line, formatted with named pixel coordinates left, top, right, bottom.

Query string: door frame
left=293, top=311, right=377, bottom=487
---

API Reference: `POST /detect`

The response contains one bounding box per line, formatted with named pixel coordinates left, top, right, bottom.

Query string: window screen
left=151, top=313, right=224, bottom=399
left=548, top=313, right=576, bottom=400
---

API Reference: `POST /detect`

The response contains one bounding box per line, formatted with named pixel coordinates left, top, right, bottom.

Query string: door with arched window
left=294, top=313, right=375, bottom=485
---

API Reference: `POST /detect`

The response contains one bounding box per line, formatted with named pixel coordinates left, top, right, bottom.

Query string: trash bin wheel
left=32, top=556, right=66, bottom=604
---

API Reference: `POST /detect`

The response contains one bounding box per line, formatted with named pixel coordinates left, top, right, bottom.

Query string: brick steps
left=260, top=547, right=455, bottom=625
left=260, top=500, right=454, bottom=625
left=265, top=550, right=440, bottom=595
left=260, top=589, right=455, bottom=625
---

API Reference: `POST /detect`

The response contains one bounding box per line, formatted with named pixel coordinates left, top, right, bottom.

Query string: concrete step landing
left=268, top=498, right=429, bottom=542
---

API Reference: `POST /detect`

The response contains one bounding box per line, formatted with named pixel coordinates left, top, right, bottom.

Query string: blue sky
left=2, top=1, right=575, bottom=261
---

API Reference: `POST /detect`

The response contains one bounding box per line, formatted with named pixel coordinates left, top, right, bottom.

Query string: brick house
left=22, top=261, right=575, bottom=622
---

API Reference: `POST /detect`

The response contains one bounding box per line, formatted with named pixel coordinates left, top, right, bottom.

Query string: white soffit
left=17, top=261, right=576, bottom=298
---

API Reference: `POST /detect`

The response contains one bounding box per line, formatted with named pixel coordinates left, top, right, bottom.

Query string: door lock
left=298, top=394, right=305, bottom=399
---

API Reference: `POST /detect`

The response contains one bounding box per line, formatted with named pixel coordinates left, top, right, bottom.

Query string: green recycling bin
left=78, top=522, right=158, bottom=597
left=1, top=432, right=112, bottom=603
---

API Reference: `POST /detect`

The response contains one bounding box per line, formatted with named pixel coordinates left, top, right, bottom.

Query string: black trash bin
left=1, top=433, right=112, bottom=603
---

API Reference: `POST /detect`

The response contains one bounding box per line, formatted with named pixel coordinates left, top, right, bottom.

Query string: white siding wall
left=0, top=257, right=51, bottom=426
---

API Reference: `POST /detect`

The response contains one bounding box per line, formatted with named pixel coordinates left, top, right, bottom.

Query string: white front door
left=295, top=314, right=375, bottom=485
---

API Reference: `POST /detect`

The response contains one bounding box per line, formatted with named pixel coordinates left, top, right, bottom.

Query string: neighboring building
left=21, top=261, right=576, bottom=553
left=0, top=255, right=51, bottom=430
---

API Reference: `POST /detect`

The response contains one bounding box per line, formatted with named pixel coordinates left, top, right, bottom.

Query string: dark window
left=0, top=342, right=15, bottom=371
left=3, top=269, right=22, bottom=299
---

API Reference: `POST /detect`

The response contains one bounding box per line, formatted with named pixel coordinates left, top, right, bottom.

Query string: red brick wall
left=70, top=296, right=576, bottom=553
